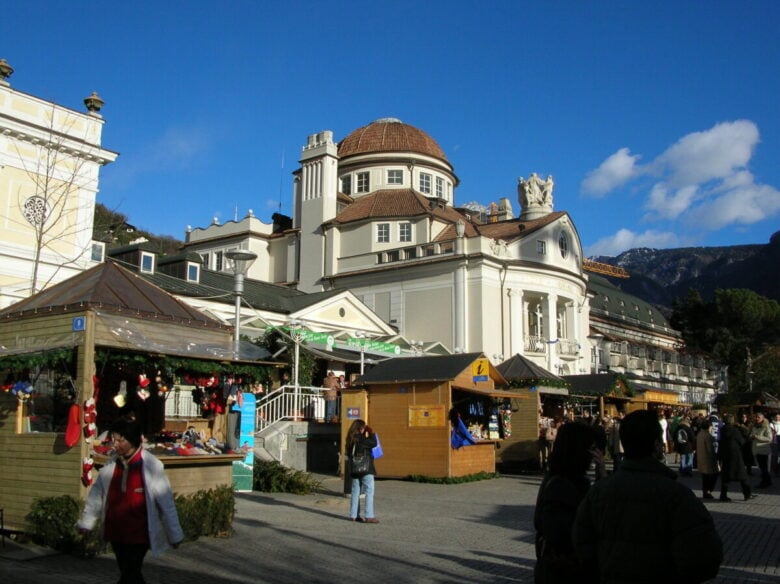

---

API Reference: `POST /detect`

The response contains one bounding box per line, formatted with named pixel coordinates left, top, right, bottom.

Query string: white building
left=185, top=118, right=593, bottom=374
left=0, top=59, right=117, bottom=308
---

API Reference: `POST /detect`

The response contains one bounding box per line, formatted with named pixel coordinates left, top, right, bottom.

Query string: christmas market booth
left=562, top=373, right=646, bottom=418
left=0, top=261, right=274, bottom=532
left=495, top=354, right=570, bottom=470
left=346, top=353, right=528, bottom=479
left=712, top=391, right=780, bottom=417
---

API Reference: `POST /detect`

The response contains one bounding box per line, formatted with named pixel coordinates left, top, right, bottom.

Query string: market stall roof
left=0, top=261, right=227, bottom=329
left=454, top=385, right=528, bottom=399
left=562, top=373, right=634, bottom=399
left=359, top=352, right=485, bottom=383
left=496, top=353, right=569, bottom=395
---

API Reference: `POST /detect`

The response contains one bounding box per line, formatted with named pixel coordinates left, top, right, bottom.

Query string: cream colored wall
left=0, top=83, right=116, bottom=309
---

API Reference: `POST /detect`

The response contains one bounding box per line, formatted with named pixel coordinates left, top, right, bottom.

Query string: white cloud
left=644, top=183, right=700, bottom=220
left=686, top=181, right=780, bottom=230
left=147, top=126, right=211, bottom=168
left=585, top=228, right=681, bottom=257
left=581, top=147, right=641, bottom=197
left=656, top=120, right=759, bottom=188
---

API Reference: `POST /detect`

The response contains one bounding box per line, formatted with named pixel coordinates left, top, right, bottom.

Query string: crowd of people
left=534, top=406, right=780, bottom=583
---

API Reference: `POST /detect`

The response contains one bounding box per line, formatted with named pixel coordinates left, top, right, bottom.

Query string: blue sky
left=3, top=1, right=779, bottom=256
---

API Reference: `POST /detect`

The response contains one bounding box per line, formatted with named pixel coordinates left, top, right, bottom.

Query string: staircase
left=254, top=385, right=340, bottom=469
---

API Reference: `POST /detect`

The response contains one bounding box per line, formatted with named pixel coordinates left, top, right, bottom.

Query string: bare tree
left=6, top=105, right=107, bottom=295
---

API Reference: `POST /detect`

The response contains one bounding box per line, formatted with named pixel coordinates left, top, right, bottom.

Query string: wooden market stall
left=347, top=353, right=527, bottom=479
left=562, top=373, right=646, bottom=417
left=0, top=262, right=264, bottom=531
left=495, top=353, right=571, bottom=470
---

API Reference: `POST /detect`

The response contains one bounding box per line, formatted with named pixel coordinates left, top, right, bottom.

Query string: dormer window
left=377, top=223, right=390, bottom=243
left=536, top=240, right=546, bottom=255
left=436, top=177, right=444, bottom=198
left=187, top=263, right=200, bottom=282
left=140, top=252, right=155, bottom=274
left=419, top=172, right=432, bottom=194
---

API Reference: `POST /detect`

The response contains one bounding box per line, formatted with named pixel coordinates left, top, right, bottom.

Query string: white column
left=546, top=294, right=557, bottom=372
left=508, top=288, right=524, bottom=356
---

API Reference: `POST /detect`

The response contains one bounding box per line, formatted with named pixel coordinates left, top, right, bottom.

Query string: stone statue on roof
left=518, top=172, right=555, bottom=220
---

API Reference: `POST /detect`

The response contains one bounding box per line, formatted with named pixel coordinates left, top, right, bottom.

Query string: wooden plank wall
left=451, top=442, right=495, bottom=476
left=367, top=382, right=451, bottom=479
left=0, top=421, right=82, bottom=530
left=0, top=313, right=89, bottom=531
left=496, top=393, right=540, bottom=468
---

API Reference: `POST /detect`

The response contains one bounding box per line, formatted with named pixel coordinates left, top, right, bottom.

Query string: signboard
left=265, top=326, right=334, bottom=348
left=472, top=358, right=490, bottom=382
left=72, top=317, right=85, bottom=332
left=345, top=407, right=361, bottom=420
left=344, top=337, right=401, bottom=355
left=232, top=393, right=256, bottom=492
left=408, top=404, right=446, bottom=427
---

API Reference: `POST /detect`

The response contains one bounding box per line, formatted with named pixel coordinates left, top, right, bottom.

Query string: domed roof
left=338, top=118, right=448, bottom=162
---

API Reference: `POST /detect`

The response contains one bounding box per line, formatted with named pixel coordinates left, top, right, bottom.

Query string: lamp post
left=288, top=318, right=306, bottom=419
left=225, top=250, right=258, bottom=361
left=354, top=331, right=368, bottom=375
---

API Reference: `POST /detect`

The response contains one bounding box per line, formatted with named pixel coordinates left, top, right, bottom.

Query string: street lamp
left=225, top=250, right=258, bottom=360
left=354, top=331, right=368, bottom=375
left=288, top=318, right=306, bottom=420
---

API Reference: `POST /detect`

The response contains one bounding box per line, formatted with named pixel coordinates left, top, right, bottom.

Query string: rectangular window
left=356, top=172, right=370, bottom=193
left=536, top=241, right=546, bottom=255
left=399, top=222, right=412, bottom=242
left=387, top=169, right=403, bottom=185
left=386, top=250, right=400, bottom=262
left=140, top=252, right=154, bottom=273
left=215, top=251, right=224, bottom=271
left=201, top=253, right=210, bottom=269
left=187, top=263, right=199, bottom=282
left=435, top=177, right=444, bottom=198
left=90, top=242, right=105, bottom=262
left=377, top=223, right=390, bottom=243
left=341, top=175, right=352, bottom=195
left=419, top=172, right=432, bottom=194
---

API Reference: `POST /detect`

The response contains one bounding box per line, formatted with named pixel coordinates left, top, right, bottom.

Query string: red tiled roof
left=333, top=189, right=463, bottom=224
left=338, top=118, right=448, bottom=162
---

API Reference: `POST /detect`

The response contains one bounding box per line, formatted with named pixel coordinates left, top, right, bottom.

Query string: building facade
left=0, top=59, right=117, bottom=309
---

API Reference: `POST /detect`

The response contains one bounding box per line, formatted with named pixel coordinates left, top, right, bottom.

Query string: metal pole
left=294, top=329, right=300, bottom=419
left=360, top=343, right=365, bottom=375
left=233, top=272, right=243, bottom=360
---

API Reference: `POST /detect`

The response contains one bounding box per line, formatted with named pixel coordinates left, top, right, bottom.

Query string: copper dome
left=338, top=118, right=448, bottom=162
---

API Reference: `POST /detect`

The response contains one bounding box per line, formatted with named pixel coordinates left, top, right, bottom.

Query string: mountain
left=592, top=231, right=780, bottom=311
left=93, top=203, right=183, bottom=255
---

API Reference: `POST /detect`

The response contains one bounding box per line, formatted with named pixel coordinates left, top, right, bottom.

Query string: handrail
left=255, top=385, right=333, bottom=431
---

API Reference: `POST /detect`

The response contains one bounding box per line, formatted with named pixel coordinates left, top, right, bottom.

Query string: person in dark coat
left=573, top=410, right=722, bottom=584
left=534, top=421, right=599, bottom=584
left=718, top=413, right=754, bottom=502
left=696, top=418, right=719, bottom=499
left=674, top=416, right=695, bottom=476
left=345, top=419, right=379, bottom=523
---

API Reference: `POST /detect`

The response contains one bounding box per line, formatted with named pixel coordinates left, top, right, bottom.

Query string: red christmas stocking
left=65, top=403, right=81, bottom=447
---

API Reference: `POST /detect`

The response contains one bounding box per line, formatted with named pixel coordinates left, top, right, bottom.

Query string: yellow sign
left=408, top=404, right=446, bottom=427
left=472, top=358, right=490, bottom=381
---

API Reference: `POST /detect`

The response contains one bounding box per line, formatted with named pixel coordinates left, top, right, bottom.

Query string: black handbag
left=351, top=444, right=371, bottom=477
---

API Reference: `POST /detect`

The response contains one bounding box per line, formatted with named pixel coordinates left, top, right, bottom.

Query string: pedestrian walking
left=77, top=419, right=183, bottom=584
left=718, top=413, right=755, bottom=502
left=696, top=418, right=719, bottom=499
left=750, top=411, right=773, bottom=488
left=674, top=415, right=695, bottom=476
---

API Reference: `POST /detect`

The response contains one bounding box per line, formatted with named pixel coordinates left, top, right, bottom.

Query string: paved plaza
left=1, top=469, right=778, bottom=584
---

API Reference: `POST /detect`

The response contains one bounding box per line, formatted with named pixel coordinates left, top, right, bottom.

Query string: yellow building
left=0, top=58, right=117, bottom=309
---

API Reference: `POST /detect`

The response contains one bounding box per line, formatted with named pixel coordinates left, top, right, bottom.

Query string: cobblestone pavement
left=1, top=469, right=778, bottom=583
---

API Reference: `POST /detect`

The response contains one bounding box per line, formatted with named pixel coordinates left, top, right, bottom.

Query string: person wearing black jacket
left=675, top=416, right=695, bottom=476
left=346, top=419, right=379, bottom=523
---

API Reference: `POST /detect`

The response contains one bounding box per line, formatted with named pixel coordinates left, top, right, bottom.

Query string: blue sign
left=346, top=407, right=361, bottom=420
left=232, top=393, right=256, bottom=492
left=72, top=317, right=85, bottom=331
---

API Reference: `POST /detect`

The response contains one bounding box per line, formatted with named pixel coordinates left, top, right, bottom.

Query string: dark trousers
left=720, top=479, right=751, bottom=500
left=111, top=542, right=149, bottom=584
left=755, top=454, right=772, bottom=485
left=701, top=473, right=718, bottom=496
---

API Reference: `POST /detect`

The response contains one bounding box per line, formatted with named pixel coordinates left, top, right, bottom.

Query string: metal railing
left=255, top=385, right=336, bottom=432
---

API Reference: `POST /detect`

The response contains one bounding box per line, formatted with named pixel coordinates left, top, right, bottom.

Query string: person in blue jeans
left=346, top=419, right=379, bottom=523
left=675, top=416, right=695, bottom=476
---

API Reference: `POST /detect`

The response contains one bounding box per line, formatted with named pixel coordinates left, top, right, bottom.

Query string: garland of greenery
left=508, top=377, right=571, bottom=390
left=0, top=348, right=75, bottom=376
